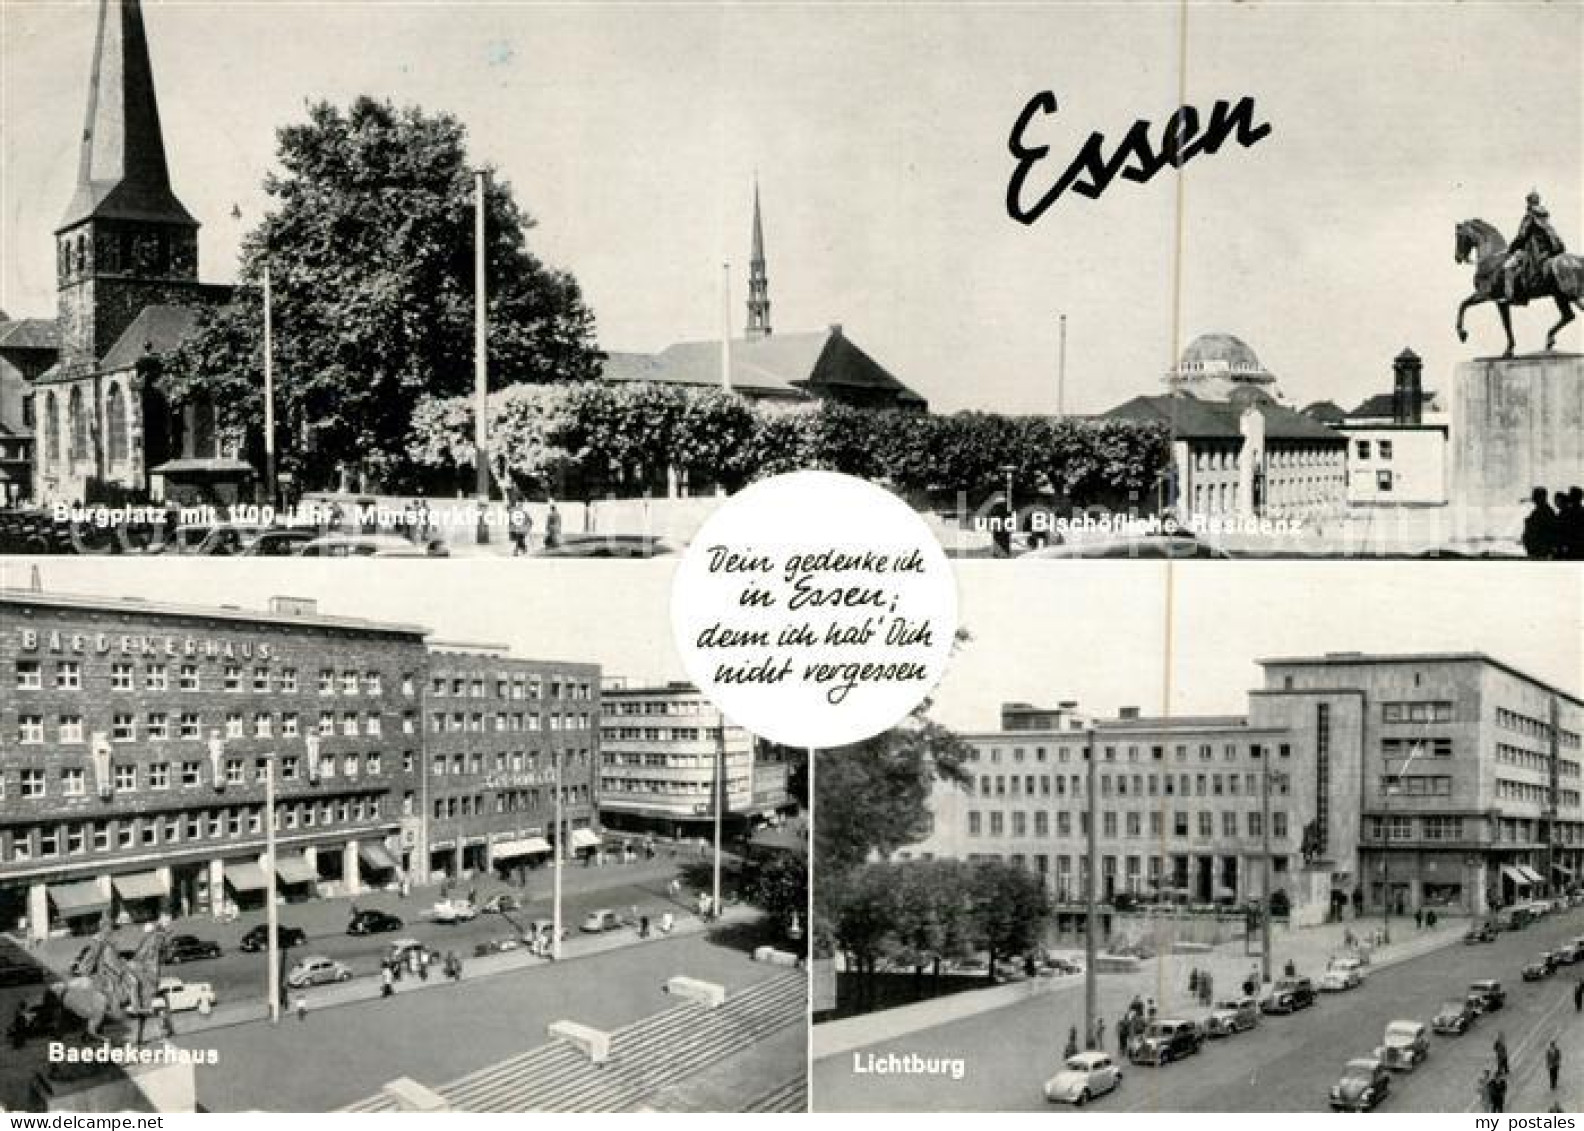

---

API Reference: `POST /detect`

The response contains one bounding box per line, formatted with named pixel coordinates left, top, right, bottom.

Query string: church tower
left=54, top=0, right=200, bottom=378
left=745, top=180, right=771, bottom=339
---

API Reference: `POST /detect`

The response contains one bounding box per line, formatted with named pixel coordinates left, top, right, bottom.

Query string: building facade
left=0, top=589, right=605, bottom=941
left=598, top=681, right=791, bottom=839
left=424, top=647, right=600, bottom=881
left=1333, top=349, right=1449, bottom=506
left=905, top=653, right=1581, bottom=923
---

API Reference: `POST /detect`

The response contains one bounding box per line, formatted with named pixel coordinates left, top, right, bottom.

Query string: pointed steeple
left=745, top=178, right=771, bottom=340
left=59, top=0, right=196, bottom=233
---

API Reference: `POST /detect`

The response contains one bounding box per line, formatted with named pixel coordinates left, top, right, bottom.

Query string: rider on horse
left=1504, top=190, right=1566, bottom=303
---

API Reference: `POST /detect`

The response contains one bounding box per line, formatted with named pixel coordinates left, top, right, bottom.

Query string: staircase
left=342, top=969, right=805, bottom=1112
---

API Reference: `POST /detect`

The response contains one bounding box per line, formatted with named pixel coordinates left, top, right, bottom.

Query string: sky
left=2, top=1, right=1580, bottom=417
left=4, top=558, right=1577, bottom=738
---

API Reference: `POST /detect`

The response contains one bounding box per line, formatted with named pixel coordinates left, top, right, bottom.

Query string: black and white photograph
left=1, top=1, right=1580, bottom=560
left=812, top=562, right=1583, bottom=1112
left=0, top=559, right=807, bottom=1113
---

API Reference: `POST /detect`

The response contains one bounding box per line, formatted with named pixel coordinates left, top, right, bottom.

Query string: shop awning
left=225, top=861, right=268, bottom=892
left=493, top=837, right=552, bottom=859
left=358, top=844, right=398, bottom=871
left=49, top=879, right=108, bottom=918
left=570, top=829, right=601, bottom=850
left=112, top=870, right=166, bottom=901
left=1517, top=865, right=1545, bottom=886
left=1553, top=863, right=1575, bottom=879
left=1501, top=865, right=1530, bottom=887
left=273, top=853, right=315, bottom=885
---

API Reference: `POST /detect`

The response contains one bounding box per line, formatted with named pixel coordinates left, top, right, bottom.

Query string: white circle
left=671, top=470, right=958, bottom=748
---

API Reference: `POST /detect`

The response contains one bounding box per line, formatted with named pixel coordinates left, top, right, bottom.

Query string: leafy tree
left=160, top=96, right=601, bottom=491
left=966, top=858, right=1052, bottom=980
left=741, top=851, right=809, bottom=949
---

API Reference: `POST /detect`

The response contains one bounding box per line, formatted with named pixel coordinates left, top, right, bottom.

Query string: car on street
left=240, top=528, right=319, bottom=556
left=1329, top=1057, right=1391, bottom=1111
left=1375, top=1020, right=1429, bottom=1071
left=1467, top=979, right=1505, bottom=1013
left=1261, top=976, right=1316, bottom=1014
left=239, top=924, right=307, bottom=953
left=580, top=909, right=621, bottom=933
left=1043, top=1051, right=1124, bottom=1105
left=347, top=909, right=404, bottom=936
left=285, top=956, right=352, bottom=988
left=1320, top=957, right=1366, bottom=992
left=1522, top=955, right=1555, bottom=981
left=155, top=977, right=216, bottom=1014
left=1204, top=997, right=1260, bottom=1037
left=1463, top=922, right=1497, bottom=944
left=1128, top=1019, right=1203, bottom=1066
left=161, top=935, right=222, bottom=964
left=532, top=534, right=676, bottom=559
left=1432, top=998, right=1476, bottom=1035
left=480, top=893, right=521, bottom=915
left=1554, top=939, right=1584, bottom=964
left=298, top=534, right=448, bottom=558
left=431, top=899, right=478, bottom=924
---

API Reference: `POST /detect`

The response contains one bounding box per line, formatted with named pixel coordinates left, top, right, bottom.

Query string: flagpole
left=474, top=169, right=490, bottom=544
left=262, top=264, right=277, bottom=506
left=265, top=756, right=280, bottom=1024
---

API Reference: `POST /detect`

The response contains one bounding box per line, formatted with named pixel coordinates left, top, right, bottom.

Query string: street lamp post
left=473, top=169, right=491, bottom=545
left=261, top=264, right=278, bottom=506
left=1084, top=719, right=1098, bottom=1046
left=712, top=717, right=725, bottom=920
left=264, top=754, right=280, bottom=1024
left=552, top=745, right=563, bottom=960
left=1261, top=745, right=1272, bottom=984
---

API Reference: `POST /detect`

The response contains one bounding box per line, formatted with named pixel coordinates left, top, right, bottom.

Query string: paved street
left=815, top=906, right=1584, bottom=1112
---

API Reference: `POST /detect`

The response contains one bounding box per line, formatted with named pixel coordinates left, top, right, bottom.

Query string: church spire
left=59, top=0, right=196, bottom=233
left=745, top=179, right=771, bottom=340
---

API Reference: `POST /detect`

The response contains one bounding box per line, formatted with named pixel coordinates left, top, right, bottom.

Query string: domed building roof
left=1164, top=332, right=1279, bottom=400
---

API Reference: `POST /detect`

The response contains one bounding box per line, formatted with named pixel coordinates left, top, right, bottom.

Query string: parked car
left=580, top=909, right=620, bottom=933
left=347, top=909, right=404, bottom=936
left=1522, top=955, right=1554, bottom=981
left=1261, top=976, right=1316, bottom=1014
left=239, top=924, right=307, bottom=952
left=1129, top=1019, right=1203, bottom=1066
left=1329, top=1057, right=1391, bottom=1111
left=285, top=956, right=352, bottom=988
left=161, top=935, right=222, bottom=964
left=1375, top=1020, right=1429, bottom=1072
left=1320, top=957, right=1366, bottom=992
left=1554, top=939, right=1584, bottom=965
left=1463, top=922, right=1497, bottom=944
left=155, top=977, right=216, bottom=1014
left=1205, top=997, right=1260, bottom=1037
left=480, top=894, right=521, bottom=915
left=298, top=534, right=447, bottom=558
left=240, top=528, right=319, bottom=557
left=1432, top=998, right=1476, bottom=1035
left=532, top=534, right=676, bottom=559
left=1467, top=979, right=1505, bottom=1013
left=1044, top=1051, right=1124, bottom=1105
left=431, top=899, right=478, bottom=924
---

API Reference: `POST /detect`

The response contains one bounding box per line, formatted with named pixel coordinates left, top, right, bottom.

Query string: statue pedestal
left=1450, top=353, right=1584, bottom=545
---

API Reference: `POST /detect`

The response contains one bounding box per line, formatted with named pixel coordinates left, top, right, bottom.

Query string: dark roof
left=600, top=327, right=925, bottom=406
left=1347, top=391, right=1437, bottom=420
left=1104, top=394, right=1346, bottom=443
left=98, top=304, right=203, bottom=372
left=0, top=319, right=60, bottom=352
left=1302, top=400, right=1347, bottom=424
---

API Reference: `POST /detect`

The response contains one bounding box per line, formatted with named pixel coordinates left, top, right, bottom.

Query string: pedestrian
left=1094, top=1017, right=1105, bottom=1050
left=8, top=1002, right=26, bottom=1049
left=1490, top=1070, right=1507, bottom=1113
left=1524, top=487, right=1560, bottom=559
left=381, top=965, right=394, bottom=998
left=294, top=994, right=307, bottom=1022
left=1478, top=1068, right=1493, bottom=1113
left=1064, top=1026, right=1079, bottom=1060
left=1495, top=1032, right=1509, bottom=1077
left=640, top=915, right=650, bottom=939
left=1118, top=1015, right=1130, bottom=1055
left=419, top=953, right=431, bottom=982
left=1189, top=968, right=1200, bottom=995
left=1426, top=909, right=1438, bottom=929
left=667, top=878, right=682, bottom=900
left=659, top=911, right=674, bottom=935
left=1414, top=908, right=1423, bottom=930
left=1574, top=977, right=1583, bottom=1012
left=696, top=837, right=707, bottom=859
left=545, top=501, right=562, bottom=549
left=1547, top=1038, right=1561, bottom=1090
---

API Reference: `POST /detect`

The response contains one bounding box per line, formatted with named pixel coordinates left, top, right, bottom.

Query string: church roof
left=58, top=0, right=197, bottom=232
left=1105, top=394, right=1345, bottom=443
left=600, top=327, right=926, bottom=406
left=98, top=304, right=203, bottom=371
left=1167, top=332, right=1276, bottom=388
left=0, top=319, right=61, bottom=352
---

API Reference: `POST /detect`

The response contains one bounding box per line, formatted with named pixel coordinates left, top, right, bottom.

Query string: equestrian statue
left=1455, top=191, right=1584, bottom=356
left=52, top=917, right=170, bottom=1045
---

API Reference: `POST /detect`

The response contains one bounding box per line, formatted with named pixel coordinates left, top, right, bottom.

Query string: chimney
left=828, top=323, right=843, bottom=339
left=269, top=596, right=318, bottom=617
left=1392, top=348, right=1423, bottom=425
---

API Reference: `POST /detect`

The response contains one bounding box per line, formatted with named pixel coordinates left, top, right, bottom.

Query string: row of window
left=0, top=795, right=392, bottom=864
left=1381, top=737, right=1453, bottom=758
left=970, top=741, right=1291, bottom=765
left=3, top=751, right=411, bottom=800
left=430, top=784, right=590, bottom=822
left=608, top=699, right=711, bottom=717
left=14, top=661, right=414, bottom=697
left=601, top=751, right=742, bottom=770
left=1496, top=777, right=1583, bottom=809
left=600, top=726, right=721, bottom=742
left=430, top=749, right=594, bottom=778
left=1381, top=701, right=1454, bottom=723
left=599, top=776, right=750, bottom=797
left=966, top=808, right=1290, bottom=840
left=430, top=674, right=592, bottom=701
left=1494, top=744, right=1584, bottom=780
left=14, top=710, right=410, bottom=745
left=937, top=852, right=1294, bottom=888
left=974, top=770, right=1290, bottom=800
left=1495, top=706, right=1582, bottom=749
left=428, top=711, right=590, bottom=734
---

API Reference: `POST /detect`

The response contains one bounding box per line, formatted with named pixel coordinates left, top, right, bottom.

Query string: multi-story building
left=0, top=588, right=605, bottom=941
left=598, top=681, right=791, bottom=840
left=0, top=589, right=428, bottom=939
left=423, top=646, right=600, bottom=882
left=906, top=653, right=1582, bottom=922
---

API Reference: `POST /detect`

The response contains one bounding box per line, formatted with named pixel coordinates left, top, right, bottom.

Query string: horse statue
left=54, top=920, right=169, bottom=1045
left=1455, top=218, right=1584, bottom=356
